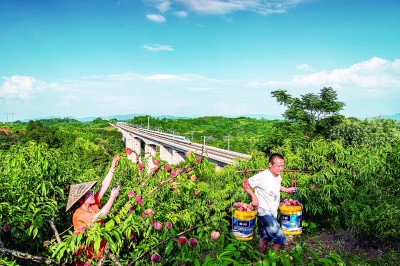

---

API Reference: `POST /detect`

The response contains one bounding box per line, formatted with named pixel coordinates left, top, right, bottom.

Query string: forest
left=0, top=88, right=399, bottom=265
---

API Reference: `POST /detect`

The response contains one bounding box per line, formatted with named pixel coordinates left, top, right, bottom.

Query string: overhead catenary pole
left=224, top=135, right=230, bottom=150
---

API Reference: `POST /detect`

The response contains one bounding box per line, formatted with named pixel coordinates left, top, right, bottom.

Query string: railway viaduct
left=114, top=122, right=251, bottom=170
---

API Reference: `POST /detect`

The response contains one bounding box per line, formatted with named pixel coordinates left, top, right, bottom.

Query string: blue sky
left=1, top=0, right=399, bottom=121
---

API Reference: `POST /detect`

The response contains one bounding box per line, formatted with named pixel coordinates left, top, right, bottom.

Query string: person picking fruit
left=242, top=153, right=296, bottom=253
left=65, top=154, right=121, bottom=265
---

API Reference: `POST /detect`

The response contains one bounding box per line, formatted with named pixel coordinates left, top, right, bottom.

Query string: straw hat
left=66, top=181, right=97, bottom=211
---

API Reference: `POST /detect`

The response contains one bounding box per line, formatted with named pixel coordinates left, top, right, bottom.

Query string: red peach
left=210, top=231, right=221, bottom=242
left=125, top=148, right=133, bottom=155
left=188, top=238, right=198, bottom=248
left=144, top=209, right=154, bottom=216
left=177, top=236, right=187, bottom=245
left=154, top=221, right=163, bottom=230
left=151, top=253, right=161, bottom=263
left=166, top=221, right=172, bottom=229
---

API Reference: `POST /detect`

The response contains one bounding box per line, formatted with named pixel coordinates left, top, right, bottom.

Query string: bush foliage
left=0, top=115, right=399, bottom=265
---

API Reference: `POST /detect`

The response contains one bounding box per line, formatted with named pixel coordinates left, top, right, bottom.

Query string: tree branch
left=49, top=217, right=62, bottom=243
left=147, top=177, right=173, bottom=195
left=0, top=248, right=57, bottom=264
left=126, top=225, right=199, bottom=266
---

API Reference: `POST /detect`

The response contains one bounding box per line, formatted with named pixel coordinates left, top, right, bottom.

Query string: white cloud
left=146, top=13, right=166, bottom=22
left=145, top=0, right=172, bottom=13
left=173, top=10, right=188, bottom=17
left=296, top=63, right=314, bottom=72
left=255, top=57, right=400, bottom=98
left=146, top=74, right=188, bottom=81
left=188, top=87, right=212, bottom=92
left=0, top=75, right=38, bottom=101
left=144, top=0, right=305, bottom=16
left=143, top=44, right=174, bottom=52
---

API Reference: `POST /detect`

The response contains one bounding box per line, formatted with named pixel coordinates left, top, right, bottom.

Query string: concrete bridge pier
left=125, top=134, right=135, bottom=162
left=132, top=137, right=142, bottom=163
left=172, top=150, right=185, bottom=165
left=145, top=144, right=157, bottom=171
left=160, top=145, right=173, bottom=163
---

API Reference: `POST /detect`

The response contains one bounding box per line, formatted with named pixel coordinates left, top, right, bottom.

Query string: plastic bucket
left=279, top=205, right=303, bottom=235
left=232, top=209, right=257, bottom=241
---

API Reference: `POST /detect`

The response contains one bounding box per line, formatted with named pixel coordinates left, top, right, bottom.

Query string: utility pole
left=224, top=135, right=230, bottom=151
left=4, top=113, right=15, bottom=123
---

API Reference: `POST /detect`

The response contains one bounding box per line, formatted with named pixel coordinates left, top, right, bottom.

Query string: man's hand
left=250, top=198, right=259, bottom=209
left=286, top=187, right=296, bottom=194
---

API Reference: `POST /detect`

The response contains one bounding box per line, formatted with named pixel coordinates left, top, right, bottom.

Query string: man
left=66, top=154, right=121, bottom=264
left=242, top=153, right=296, bottom=252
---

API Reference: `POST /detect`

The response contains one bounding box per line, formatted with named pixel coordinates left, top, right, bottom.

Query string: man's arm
left=98, top=155, right=120, bottom=200
left=242, top=179, right=259, bottom=208
left=280, top=186, right=296, bottom=194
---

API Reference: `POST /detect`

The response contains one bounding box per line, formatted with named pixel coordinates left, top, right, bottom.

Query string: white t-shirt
left=248, top=169, right=281, bottom=218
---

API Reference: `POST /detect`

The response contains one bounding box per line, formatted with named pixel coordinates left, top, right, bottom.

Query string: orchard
left=1, top=115, right=399, bottom=265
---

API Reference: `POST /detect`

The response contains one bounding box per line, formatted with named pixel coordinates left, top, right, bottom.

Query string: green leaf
left=318, top=258, right=335, bottom=266
left=165, top=240, right=174, bottom=255
left=280, top=255, right=292, bottom=266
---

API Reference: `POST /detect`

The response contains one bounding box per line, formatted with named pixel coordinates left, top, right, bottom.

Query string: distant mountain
left=380, top=113, right=400, bottom=122
left=21, top=114, right=192, bottom=122
left=236, top=114, right=283, bottom=120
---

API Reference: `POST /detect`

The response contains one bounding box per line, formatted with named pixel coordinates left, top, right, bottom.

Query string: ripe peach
left=151, top=253, right=161, bottom=263
left=166, top=221, right=172, bottom=229
left=194, top=189, right=200, bottom=196
left=210, top=230, right=221, bottom=242
left=177, top=236, right=187, bottom=245
left=190, top=175, right=197, bottom=181
left=125, top=148, right=133, bottom=155
left=3, top=225, right=11, bottom=232
left=153, top=158, right=159, bottom=165
left=138, top=163, right=144, bottom=170
left=154, top=221, right=163, bottom=230
left=188, top=238, right=198, bottom=248
left=165, top=164, right=171, bottom=171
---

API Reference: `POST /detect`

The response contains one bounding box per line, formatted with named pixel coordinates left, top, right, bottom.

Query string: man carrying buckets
left=242, top=153, right=296, bottom=252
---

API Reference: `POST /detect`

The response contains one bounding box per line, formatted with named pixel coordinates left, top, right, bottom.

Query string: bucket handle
left=295, top=189, right=302, bottom=204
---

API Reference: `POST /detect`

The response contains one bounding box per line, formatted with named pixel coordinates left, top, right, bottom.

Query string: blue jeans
left=258, top=214, right=286, bottom=245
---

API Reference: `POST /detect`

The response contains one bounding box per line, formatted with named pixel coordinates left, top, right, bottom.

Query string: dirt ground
left=285, top=230, right=394, bottom=260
